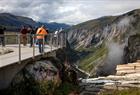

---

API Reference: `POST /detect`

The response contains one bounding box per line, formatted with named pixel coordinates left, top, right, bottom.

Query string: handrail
left=18, top=34, right=21, bottom=64
left=0, top=32, right=67, bottom=64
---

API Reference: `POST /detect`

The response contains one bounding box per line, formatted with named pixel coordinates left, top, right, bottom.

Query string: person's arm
left=20, top=28, right=23, bottom=33
left=45, top=30, right=48, bottom=35
left=36, top=29, right=39, bottom=39
left=43, top=29, right=48, bottom=35
left=27, top=28, right=31, bottom=33
left=46, top=29, right=49, bottom=34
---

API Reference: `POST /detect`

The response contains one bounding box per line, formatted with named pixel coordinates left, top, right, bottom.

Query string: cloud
left=0, top=0, right=140, bottom=25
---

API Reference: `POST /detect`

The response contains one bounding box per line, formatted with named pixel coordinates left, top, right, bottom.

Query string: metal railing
left=0, top=32, right=67, bottom=64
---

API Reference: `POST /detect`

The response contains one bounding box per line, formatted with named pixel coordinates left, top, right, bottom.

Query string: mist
left=102, top=16, right=135, bottom=75
left=99, top=42, right=125, bottom=76
left=117, top=16, right=135, bottom=28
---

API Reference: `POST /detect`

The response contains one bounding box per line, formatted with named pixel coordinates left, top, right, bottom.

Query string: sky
left=0, top=0, right=140, bottom=25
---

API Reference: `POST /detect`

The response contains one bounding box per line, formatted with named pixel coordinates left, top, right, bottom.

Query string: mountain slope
left=0, top=13, right=70, bottom=31
left=68, top=9, right=140, bottom=76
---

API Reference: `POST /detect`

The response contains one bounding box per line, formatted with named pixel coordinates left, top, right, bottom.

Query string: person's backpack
left=46, top=29, right=49, bottom=34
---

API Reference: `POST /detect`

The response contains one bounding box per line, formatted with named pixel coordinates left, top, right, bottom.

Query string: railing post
left=27, top=34, right=28, bottom=45
left=60, top=32, right=64, bottom=48
left=0, top=34, right=4, bottom=51
left=59, top=33, right=60, bottom=48
left=18, top=34, right=21, bottom=64
left=51, top=33, right=53, bottom=51
left=16, top=33, right=18, bottom=44
left=57, top=33, right=59, bottom=49
left=5, top=34, right=7, bottom=46
left=32, top=34, right=35, bottom=59
left=65, top=32, right=67, bottom=48
left=42, top=35, right=45, bottom=55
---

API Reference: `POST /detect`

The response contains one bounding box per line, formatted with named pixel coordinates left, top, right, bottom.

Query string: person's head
left=41, top=25, right=48, bottom=31
left=21, top=25, right=25, bottom=29
left=59, top=28, right=63, bottom=33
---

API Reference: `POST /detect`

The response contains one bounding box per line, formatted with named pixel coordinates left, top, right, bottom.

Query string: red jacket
left=20, top=28, right=28, bottom=34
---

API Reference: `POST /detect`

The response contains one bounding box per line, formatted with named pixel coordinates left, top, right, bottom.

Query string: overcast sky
left=0, top=0, right=140, bottom=25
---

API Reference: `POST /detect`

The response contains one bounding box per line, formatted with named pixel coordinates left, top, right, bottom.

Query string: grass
left=100, top=88, right=140, bottom=95
left=78, top=43, right=108, bottom=73
left=54, top=82, right=79, bottom=95
left=77, top=44, right=101, bottom=54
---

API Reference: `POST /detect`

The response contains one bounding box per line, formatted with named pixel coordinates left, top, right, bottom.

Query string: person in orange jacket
left=36, top=25, right=48, bottom=53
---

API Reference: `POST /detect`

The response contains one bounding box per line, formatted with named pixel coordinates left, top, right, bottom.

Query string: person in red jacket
left=20, top=26, right=28, bottom=46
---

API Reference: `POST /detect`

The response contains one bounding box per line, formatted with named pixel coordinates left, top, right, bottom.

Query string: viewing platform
left=0, top=44, right=58, bottom=68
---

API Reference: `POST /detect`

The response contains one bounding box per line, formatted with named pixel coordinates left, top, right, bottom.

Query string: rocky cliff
left=67, top=9, right=140, bottom=76
left=124, top=34, right=140, bottom=63
left=68, top=9, right=140, bottom=48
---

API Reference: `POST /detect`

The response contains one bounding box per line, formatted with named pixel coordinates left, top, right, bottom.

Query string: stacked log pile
left=80, top=60, right=140, bottom=94
left=116, top=60, right=140, bottom=75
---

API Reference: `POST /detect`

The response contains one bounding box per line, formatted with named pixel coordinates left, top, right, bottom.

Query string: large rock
left=0, top=48, right=79, bottom=95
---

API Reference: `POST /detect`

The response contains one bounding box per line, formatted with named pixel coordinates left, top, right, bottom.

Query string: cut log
left=116, top=70, right=140, bottom=75
left=137, top=60, right=140, bottom=63
left=116, top=62, right=140, bottom=71
left=106, top=75, right=126, bottom=80
left=117, top=63, right=140, bottom=67
left=104, top=84, right=140, bottom=90
left=116, top=67, right=135, bottom=70
left=116, top=66, right=140, bottom=70
left=117, top=70, right=140, bottom=73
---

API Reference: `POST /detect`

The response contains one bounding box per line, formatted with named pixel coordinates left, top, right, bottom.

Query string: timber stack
left=116, top=60, right=140, bottom=75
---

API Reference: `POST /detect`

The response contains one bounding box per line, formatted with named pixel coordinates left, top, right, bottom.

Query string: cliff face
left=67, top=9, right=140, bottom=76
left=68, top=9, right=140, bottom=49
left=124, top=34, right=140, bottom=63
left=68, top=16, right=117, bottom=48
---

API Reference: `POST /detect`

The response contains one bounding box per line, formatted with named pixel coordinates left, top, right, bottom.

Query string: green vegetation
left=54, top=82, right=79, bottom=95
left=100, top=88, right=140, bottom=95
left=76, top=45, right=97, bottom=52
left=78, top=43, right=108, bottom=73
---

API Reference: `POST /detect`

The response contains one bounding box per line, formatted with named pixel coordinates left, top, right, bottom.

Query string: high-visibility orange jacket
left=36, top=27, right=48, bottom=39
